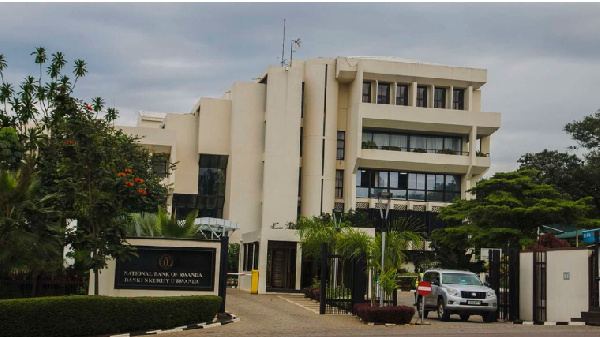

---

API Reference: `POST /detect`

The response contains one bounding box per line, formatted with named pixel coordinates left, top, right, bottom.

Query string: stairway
left=572, top=307, right=600, bottom=325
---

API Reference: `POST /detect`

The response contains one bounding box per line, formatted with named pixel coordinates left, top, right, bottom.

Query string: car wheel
left=437, top=298, right=450, bottom=321
left=460, top=314, right=470, bottom=322
left=482, top=312, right=496, bottom=323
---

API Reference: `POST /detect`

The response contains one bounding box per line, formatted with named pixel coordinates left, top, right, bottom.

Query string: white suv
left=415, top=269, right=497, bottom=322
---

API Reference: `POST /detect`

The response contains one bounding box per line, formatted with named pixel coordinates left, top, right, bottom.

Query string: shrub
left=437, top=148, right=456, bottom=155
left=0, top=295, right=221, bottom=337
left=412, top=148, right=427, bottom=153
left=303, top=287, right=321, bottom=301
left=356, top=305, right=415, bottom=324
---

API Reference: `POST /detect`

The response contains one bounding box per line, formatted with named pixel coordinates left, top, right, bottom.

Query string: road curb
left=110, top=313, right=239, bottom=336
left=512, top=321, right=586, bottom=326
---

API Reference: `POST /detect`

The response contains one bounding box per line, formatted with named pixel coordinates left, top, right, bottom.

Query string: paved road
left=174, top=289, right=599, bottom=337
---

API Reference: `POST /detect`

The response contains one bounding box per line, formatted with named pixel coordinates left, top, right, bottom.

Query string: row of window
left=362, top=82, right=465, bottom=110
left=356, top=169, right=461, bottom=202
left=362, top=131, right=463, bottom=154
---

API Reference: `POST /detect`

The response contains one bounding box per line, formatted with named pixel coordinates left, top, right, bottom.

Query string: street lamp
left=378, top=191, right=392, bottom=306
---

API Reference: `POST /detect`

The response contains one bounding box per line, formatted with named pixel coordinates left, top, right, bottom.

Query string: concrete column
left=374, top=80, right=378, bottom=104
left=391, top=82, right=397, bottom=105
left=429, top=85, right=434, bottom=108
left=295, top=243, right=302, bottom=290
left=410, top=82, right=417, bottom=107
left=481, top=135, right=491, bottom=155
left=448, top=86, right=454, bottom=109
left=258, top=235, right=268, bottom=293
left=466, top=85, right=473, bottom=111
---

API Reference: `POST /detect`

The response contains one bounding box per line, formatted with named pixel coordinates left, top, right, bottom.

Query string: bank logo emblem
left=472, top=293, right=476, bottom=297
left=158, top=254, right=174, bottom=270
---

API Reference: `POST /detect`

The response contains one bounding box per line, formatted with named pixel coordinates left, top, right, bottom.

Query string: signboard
left=115, top=246, right=216, bottom=291
left=583, top=229, right=600, bottom=244
left=417, top=281, right=432, bottom=296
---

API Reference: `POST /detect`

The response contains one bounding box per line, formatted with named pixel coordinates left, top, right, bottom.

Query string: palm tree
left=0, top=54, right=7, bottom=83
left=30, top=47, right=47, bottom=88
left=127, top=208, right=203, bottom=239
left=72, top=59, right=87, bottom=90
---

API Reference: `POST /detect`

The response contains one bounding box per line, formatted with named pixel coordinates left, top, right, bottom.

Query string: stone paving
left=173, top=289, right=599, bottom=337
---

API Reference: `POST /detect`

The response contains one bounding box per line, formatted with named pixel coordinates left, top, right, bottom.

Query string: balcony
left=359, top=103, right=500, bottom=136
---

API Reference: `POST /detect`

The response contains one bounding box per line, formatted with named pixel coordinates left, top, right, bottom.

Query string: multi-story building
left=122, top=56, right=501, bottom=294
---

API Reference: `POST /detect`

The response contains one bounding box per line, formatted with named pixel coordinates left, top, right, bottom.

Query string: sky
left=1, top=2, right=600, bottom=176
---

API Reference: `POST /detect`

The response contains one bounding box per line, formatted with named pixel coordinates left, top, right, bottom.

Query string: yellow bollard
left=251, top=269, right=259, bottom=294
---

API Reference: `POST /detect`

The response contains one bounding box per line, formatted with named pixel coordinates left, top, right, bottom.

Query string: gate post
left=508, top=249, right=520, bottom=321
left=218, top=235, right=229, bottom=314
left=320, top=242, right=327, bottom=315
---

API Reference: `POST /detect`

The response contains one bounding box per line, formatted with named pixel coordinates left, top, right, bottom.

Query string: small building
left=121, top=56, right=501, bottom=294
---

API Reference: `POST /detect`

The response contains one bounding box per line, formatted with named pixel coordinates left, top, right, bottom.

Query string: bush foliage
left=0, top=295, right=221, bottom=337
left=354, top=303, right=415, bottom=324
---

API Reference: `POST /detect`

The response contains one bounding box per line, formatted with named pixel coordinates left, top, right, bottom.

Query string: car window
left=441, top=273, right=482, bottom=286
left=423, top=272, right=432, bottom=282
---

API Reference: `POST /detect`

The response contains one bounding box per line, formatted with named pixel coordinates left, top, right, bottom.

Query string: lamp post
left=378, top=191, right=392, bottom=306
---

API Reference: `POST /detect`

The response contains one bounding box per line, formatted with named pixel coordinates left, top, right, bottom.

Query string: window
left=199, top=155, right=227, bottom=196
left=453, top=89, right=465, bottom=110
left=337, top=131, right=345, bottom=160
left=150, top=153, right=169, bottom=178
left=434, top=87, right=446, bottom=108
left=377, top=82, right=390, bottom=104
left=243, top=242, right=259, bottom=271
left=298, top=168, right=302, bottom=197
left=335, top=170, right=344, bottom=199
left=396, top=84, right=409, bottom=106
left=362, top=82, right=371, bottom=103
left=416, top=86, right=428, bottom=108
left=355, top=168, right=461, bottom=202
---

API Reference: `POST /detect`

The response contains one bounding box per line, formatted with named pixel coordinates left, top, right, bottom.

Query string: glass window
left=337, top=131, right=345, bottom=160
left=390, top=134, right=407, bottom=150
left=410, top=135, right=426, bottom=151
left=335, top=170, right=344, bottom=199
left=427, top=137, right=443, bottom=153
left=362, top=82, right=371, bottom=103
left=376, top=171, right=389, bottom=188
left=453, top=88, right=465, bottom=110
left=396, top=84, right=409, bottom=106
left=446, top=175, right=460, bottom=192
left=445, top=137, right=462, bottom=153
left=434, top=87, right=446, bottom=108
left=416, top=86, right=427, bottom=108
left=373, top=133, right=389, bottom=148
left=378, top=82, right=390, bottom=104
left=362, top=132, right=373, bottom=143
left=389, top=172, right=398, bottom=188
left=408, top=190, right=426, bottom=201
left=408, top=173, right=426, bottom=190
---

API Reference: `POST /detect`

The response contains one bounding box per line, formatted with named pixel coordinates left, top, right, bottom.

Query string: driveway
left=173, top=289, right=599, bottom=337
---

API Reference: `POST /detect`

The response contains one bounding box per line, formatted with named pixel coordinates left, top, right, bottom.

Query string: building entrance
left=267, top=241, right=297, bottom=291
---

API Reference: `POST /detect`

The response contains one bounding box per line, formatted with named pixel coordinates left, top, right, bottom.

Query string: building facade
left=122, top=56, right=501, bottom=294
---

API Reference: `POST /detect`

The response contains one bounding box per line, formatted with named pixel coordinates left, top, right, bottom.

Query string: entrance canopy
left=195, top=217, right=240, bottom=239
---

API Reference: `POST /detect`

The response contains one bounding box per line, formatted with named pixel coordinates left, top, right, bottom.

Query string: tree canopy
left=0, top=48, right=171, bottom=294
left=436, top=170, right=592, bottom=250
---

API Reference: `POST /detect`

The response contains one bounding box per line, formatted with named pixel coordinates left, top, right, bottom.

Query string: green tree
left=0, top=48, right=171, bottom=295
left=0, top=157, right=63, bottom=293
left=436, top=170, right=592, bottom=251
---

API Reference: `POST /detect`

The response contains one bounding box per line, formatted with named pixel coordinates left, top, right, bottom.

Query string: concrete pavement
left=172, top=289, right=598, bottom=337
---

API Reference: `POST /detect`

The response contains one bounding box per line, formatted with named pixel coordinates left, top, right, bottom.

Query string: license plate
left=467, top=300, right=481, bottom=305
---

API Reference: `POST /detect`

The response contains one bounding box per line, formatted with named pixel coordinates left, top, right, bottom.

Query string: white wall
left=519, top=252, right=534, bottom=321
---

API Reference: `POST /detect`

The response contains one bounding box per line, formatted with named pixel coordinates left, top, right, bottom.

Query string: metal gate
left=319, top=243, right=369, bottom=314
left=533, top=251, right=547, bottom=322
left=488, top=249, right=520, bottom=321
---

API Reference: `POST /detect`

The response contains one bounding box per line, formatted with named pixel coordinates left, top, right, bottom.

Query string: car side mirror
left=431, top=280, right=439, bottom=286
left=484, top=282, right=491, bottom=287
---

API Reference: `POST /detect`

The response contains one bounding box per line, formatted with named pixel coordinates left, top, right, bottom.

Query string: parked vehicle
left=415, top=269, right=497, bottom=322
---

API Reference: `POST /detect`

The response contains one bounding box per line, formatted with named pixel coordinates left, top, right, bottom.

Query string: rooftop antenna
left=290, top=38, right=301, bottom=67
left=280, top=19, right=286, bottom=67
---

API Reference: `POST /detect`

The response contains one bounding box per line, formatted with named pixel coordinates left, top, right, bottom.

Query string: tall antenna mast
left=281, top=19, right=286, bottom=67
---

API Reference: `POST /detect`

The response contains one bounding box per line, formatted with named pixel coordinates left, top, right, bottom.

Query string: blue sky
left=1, top=3, right=600, bottom=175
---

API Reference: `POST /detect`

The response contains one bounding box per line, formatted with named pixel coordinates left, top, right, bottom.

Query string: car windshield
left=442, top=273, right=482, bottom=285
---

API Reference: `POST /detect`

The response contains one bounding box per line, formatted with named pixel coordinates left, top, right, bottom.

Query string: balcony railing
left=361, top=141, right=469, bottom=156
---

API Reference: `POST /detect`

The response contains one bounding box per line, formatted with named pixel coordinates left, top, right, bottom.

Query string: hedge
left=355, top=303, right=415, bottom=324
left=0, top=295, right=222, bottom=337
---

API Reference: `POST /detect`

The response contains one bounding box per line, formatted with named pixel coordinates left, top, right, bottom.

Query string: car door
left=428, top=272, right=440, bottom=306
